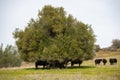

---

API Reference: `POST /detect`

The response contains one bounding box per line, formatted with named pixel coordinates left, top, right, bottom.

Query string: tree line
left=94, top=39, right=120, bottom=52
left=0, top=44, right=21, bottom=68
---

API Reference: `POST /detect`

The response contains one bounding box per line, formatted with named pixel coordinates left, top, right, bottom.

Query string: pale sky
left=0, top=0, right=120, bottom=48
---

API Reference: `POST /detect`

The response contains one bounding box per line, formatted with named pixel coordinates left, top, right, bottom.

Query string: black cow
left=102, top=59, right=107, bottom=65
left=95, top=59, right=102, bottom=65
left=71, top=59, right=83, bottom=67
left=48, top=60, right=59, bottom=68
left=48, top=60, right=67, bottom=69
left=109, top=58, right=117, bottom=65
left=35, top=60, right=48, bottom=69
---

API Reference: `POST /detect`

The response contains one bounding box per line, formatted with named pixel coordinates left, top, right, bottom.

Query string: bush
left=0, top=44, right=22, bottom=68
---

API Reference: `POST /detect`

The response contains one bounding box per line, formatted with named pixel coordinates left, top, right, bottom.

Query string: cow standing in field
left=71, top=59, right=83, bottom=67
left=102, top=58, right=107, bottom=65
left=109, top=58, right=117, bottom=65
left=95, top=59, right=102, bottom=65
left=35, top=60, right=48, bottom=69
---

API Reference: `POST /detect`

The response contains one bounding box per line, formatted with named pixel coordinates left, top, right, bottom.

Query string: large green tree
left=13, top=5, right=96, bottom=62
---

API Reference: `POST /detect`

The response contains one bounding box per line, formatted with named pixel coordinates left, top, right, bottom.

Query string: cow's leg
left=43, top=65, right=45, bottom=69
left=35, top=63, right=38, bottom=69
left=71, top=62, right=74, bottom=67
left=79, top=63, right=80, bottom=67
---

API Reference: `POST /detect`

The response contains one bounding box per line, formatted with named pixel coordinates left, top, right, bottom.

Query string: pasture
left=0, top=51, right=120, bottom=80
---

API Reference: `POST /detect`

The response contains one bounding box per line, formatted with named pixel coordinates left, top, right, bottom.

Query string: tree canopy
left=13, top=5, right=96, bottom=62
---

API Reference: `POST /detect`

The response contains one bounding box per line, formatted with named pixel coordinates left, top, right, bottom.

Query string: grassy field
left=0, top=51, right=120, bottom=80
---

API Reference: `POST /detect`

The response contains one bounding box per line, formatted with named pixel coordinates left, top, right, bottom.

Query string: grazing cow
left=102, top=59, right=107, bottom=65
left=35, top=60, right=48, bottom=69
left=109, top=58, right=117, bottom=65
left=71, top=59, right=83, bottom=67
left=95, top=59, right=102, bottom=65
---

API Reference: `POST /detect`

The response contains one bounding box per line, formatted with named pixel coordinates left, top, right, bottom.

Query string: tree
left=0, top=44, right=3, bottom=59
left=13, top=5, right=96, bottom=64
left=0, top=44, right=21, bottom=68
left=111, top=39, right=120, bottom=50
left=94, top=44, right=100, bottom=52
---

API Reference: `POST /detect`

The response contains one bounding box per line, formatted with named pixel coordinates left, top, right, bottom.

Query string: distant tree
left=13, top=5, right=96, bottom=64
left=111, top=39, right=120, bottom=50
left=94, top=44, right=100, bottom=52
left=0, top=44, right=21, bottom=68
left=0, top=44, right=3, bottom=58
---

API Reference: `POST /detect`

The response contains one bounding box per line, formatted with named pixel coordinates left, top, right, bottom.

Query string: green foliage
left=111, top=39, right=120, bottom=50
left=94, top=44, right=101, bottom=52
left=13, top=5, right=96, bottom=62
left=0, top=44, right=21, bottom=68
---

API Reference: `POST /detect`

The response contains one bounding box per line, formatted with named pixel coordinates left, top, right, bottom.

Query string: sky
left=0, top=0, right=120, bottom=48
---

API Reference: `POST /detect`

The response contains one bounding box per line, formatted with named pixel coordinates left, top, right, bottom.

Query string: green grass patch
left=0, top=65, right=120, bottom=80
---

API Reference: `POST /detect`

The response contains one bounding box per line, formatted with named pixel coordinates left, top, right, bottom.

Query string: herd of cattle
left=95, top=58, right=117, bottom=65
left=35, top=58, right=117, bottom=69
left=35, top=59, right=83, bottom=69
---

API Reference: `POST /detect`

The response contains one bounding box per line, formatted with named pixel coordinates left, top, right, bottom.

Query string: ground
left=0, top=51, right=120, bottom=80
